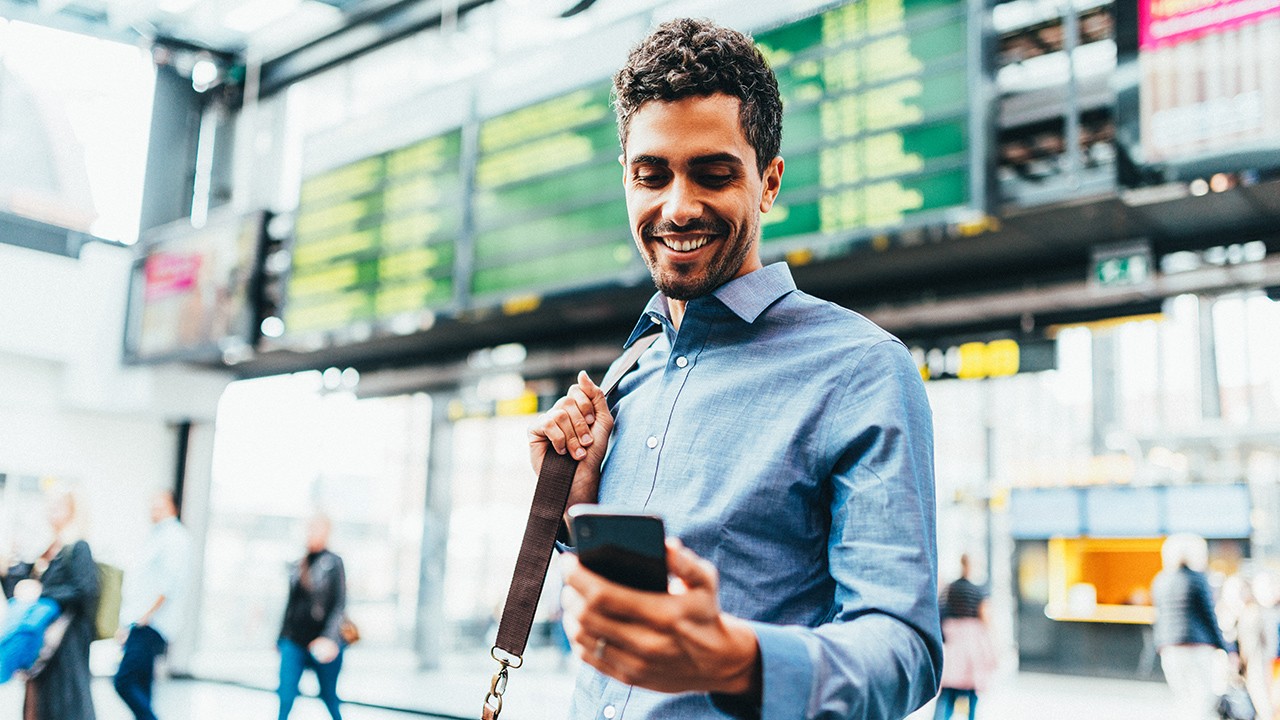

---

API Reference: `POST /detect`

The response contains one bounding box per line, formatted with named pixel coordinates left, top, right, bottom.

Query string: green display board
left=281, top=0, right=978, bottom=342
left=471, top=82, right=637, bottom=299
left=755, top=0, right=972, bottom=246
left=286, top=130, right=464, bottom=335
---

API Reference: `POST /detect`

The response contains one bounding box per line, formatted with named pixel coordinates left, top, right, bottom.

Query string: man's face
left=622, top=93, right=783, bottom=300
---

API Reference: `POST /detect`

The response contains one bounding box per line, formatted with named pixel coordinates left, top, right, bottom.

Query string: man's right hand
left=528, top=371, right=613, bottom=510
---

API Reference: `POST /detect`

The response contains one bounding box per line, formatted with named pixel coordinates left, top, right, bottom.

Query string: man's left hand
left=561, top=539, right=760, bottom=695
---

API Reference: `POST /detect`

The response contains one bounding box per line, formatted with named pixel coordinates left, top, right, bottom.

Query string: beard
left=640, top=215, right=757, bottom=301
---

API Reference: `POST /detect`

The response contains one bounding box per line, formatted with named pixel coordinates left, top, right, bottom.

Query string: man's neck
left=667, top=298, right=688, bottom=330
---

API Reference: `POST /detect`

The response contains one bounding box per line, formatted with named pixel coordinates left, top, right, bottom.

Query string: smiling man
left=529, top=17, right=942, bottom=720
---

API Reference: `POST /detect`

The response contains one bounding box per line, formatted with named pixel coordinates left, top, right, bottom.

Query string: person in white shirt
left=113, top=491, right=192, bottom=720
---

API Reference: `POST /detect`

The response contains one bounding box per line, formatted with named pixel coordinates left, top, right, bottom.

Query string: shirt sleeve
left=755, top=339, right=943, bottom=720
left=321, top=554, right=348, bottom=643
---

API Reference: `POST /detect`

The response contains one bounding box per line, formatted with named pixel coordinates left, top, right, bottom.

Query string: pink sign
left=1141, top=0, right=1280, bottom=49
left=144, top=252, right=203, bottom=300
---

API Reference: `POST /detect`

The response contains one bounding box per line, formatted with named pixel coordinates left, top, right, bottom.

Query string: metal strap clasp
left=483, top=647, right=522, bottom=719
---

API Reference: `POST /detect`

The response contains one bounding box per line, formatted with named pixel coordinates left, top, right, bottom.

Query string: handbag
left=95, top=562, right=124, bottom=641
left=339, top=616, right=360, bottom=645
left=481, top=330, right=659, bottom=720
left=1217, top=680, right=1257, bottom=720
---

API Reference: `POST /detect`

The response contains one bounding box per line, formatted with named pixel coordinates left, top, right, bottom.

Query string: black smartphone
left=567, top=505, right=668, bottom=593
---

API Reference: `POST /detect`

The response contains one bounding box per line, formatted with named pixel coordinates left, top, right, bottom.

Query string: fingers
left=564, top=555, right=672, bottom=626
left=665, top=538, right=718, bottom=592
left=529, top=372, right=607, bottom=460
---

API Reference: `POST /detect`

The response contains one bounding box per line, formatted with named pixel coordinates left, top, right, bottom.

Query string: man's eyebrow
left=689, top=153, right=745, bottom=167
left=629, top=154, right=668, bottom=167
left=626, top=153, right=745, bottom=168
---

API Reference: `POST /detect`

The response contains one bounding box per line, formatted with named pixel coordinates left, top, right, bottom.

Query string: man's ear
left=759, top=156, right=785, bottom=213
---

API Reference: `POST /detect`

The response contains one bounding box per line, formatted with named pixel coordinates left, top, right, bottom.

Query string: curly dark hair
left=613, top=18, right=782, bottom=175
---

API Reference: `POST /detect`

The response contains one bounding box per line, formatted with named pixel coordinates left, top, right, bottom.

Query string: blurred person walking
left=277, top=514, right=347, bottom=720
left=2, top=488, right=100, bottom=720
left=113, top=491, right=192, bottom=720
left=933, top=554, right=997, bottom=720
left=1221, top=574, right=1272, bottom=720
left=1153, top=533, right=1227, bottom=720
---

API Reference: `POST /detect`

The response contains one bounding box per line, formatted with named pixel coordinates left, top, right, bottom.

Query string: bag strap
left=483, top=330, right=660, bottom=719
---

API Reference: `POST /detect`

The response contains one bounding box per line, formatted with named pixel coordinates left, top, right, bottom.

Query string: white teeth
left=663, top=236, right=712, bottom=252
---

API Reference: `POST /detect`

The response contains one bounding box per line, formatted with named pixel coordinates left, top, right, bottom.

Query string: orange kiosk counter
left=1010, top=484, right=1249, bottom=679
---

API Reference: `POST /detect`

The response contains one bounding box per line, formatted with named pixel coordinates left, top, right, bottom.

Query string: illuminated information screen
left=286, top=129, right=464, bottom=335
left=472, top=82, right=637, bottom=300
left=755, top=0, right=972, bottom=247
left=1138, top=0, right=1280, bottom=165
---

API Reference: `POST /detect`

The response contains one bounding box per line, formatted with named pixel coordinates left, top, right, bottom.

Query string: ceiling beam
left=252, top=0, right=498, bottom=101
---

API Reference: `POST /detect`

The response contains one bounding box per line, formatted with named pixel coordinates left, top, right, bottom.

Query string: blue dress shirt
left=571, top=262, right=942, bottom=720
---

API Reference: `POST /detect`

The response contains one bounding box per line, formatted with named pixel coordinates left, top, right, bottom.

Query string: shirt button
left=646, top=436, right=658, bottom=449
left=675, top=356, right=688, bottom=368
left=603, top=705, right=617, bottom=719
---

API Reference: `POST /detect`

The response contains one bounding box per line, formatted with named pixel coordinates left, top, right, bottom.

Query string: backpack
left=95, top=562, right=124, bottom=641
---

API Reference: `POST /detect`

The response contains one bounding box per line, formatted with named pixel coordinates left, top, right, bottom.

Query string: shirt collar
left=623, top=262, right=796, bottom=347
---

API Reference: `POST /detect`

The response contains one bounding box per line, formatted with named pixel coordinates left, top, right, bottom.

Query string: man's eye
left=635, top=174, right=666, bottom=186
left=701, top=174, right=733, bottom=186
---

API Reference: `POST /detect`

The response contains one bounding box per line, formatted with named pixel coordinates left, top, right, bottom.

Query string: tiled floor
left=0, top=652, right=1180, bottom=720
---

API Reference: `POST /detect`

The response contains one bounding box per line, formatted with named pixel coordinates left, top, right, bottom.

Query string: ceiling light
left=191, top=57, right=219, bottom=92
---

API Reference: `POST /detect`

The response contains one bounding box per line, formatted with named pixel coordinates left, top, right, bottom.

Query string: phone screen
left=569, top=509, right=668, bottom=593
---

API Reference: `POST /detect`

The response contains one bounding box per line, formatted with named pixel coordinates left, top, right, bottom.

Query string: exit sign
left=1091, top=241, right=1154, bottom=288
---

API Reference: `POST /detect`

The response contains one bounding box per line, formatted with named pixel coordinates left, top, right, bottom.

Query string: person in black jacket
left=277, top=514, right=347, bottom=720
left=2, top=489, right=100, bottom=720
left=1152, top=533, right=1226, bottom=720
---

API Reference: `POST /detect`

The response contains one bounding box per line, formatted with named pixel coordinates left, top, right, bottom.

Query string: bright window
left=0, top=18, right=154, bottom=243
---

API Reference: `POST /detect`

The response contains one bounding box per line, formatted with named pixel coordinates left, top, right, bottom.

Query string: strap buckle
left=483, top=647, right=522, bottom=718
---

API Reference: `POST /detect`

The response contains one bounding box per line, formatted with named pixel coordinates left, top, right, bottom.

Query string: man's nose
left=662, top=176, right=702, bottom=227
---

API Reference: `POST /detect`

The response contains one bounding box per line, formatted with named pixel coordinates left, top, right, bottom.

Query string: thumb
left=666, top=538, right=717, bottom=592
left=578, top=371, right=611, bottom=418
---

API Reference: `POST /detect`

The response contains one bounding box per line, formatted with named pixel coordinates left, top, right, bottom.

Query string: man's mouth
left=659, top=235, right=714, bottom=253
left=645, top=219, right=729, bottom=255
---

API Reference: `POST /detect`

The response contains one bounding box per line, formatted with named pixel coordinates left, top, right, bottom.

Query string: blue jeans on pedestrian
left=277, top=638, right=343, bottom=720
left=934, top=687, right=978, bottom=720
left=114, top=624, right=168, bottom=720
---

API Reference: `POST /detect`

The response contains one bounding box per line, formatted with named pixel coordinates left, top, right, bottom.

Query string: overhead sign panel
left=275, top=0, right=984, bottom=347
left=126, top=209, right=267, bottom=363
left=470, top=81, right=639, bottom=302
left=1138, top=0, right=1280, bottom=167
left=286, top=129, right=464, bottom=337
left=755, top=0, right=976, bottom=252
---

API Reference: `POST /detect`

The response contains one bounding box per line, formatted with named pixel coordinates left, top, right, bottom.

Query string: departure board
left=286, top=129, right=464, bottom=336
left=755, top=0, right=973, bottom=248
left=471, top=82, right=638, bottom=301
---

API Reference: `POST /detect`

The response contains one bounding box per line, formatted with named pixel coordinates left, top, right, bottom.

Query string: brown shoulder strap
left=492, top=330, right=660, bottom=660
